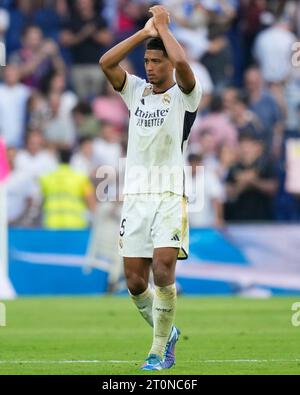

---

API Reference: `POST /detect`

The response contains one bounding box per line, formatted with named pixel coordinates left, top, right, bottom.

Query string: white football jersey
left=120, top=72, right=202, bottom=195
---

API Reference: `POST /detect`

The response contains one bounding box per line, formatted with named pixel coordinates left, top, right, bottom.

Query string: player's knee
left=152, top=258, right=174, bottom=286
left=125, top=272, right=148, bottom=295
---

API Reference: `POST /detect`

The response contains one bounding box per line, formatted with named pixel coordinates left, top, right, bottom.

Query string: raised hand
left=149, top=5, right=171, bottom=31
left=143, top=17, right=159, bottom=38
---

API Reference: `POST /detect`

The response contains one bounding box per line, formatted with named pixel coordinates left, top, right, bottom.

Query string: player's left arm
left=150, top=5, right=195, bottom=94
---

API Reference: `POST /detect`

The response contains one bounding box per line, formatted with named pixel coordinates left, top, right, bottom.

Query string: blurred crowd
left=1, top=0, right=300, bottom=229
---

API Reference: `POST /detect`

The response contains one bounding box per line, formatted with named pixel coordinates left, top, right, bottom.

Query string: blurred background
left=0, top=0, right=300, bottom=299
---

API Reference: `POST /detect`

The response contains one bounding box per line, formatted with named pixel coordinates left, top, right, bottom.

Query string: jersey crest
left=162, top=93, right=171, bottom=105
left=142, top=86, right=153, bottom=97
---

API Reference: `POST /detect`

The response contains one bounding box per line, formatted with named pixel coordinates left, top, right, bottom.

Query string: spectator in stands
left=222, top=86, right=238, bottom=117
left=5, top=0, right=37, bottom=54
left=60, top=0, right=113, bottom=98
left=201, top=0, right=238, bottom=27
left=92, top=80, right=128, bottom=130
left=288, top=0, right=300, bottom=36
left=40, top=148, right=96, bottom=229
left=72, top=101, right=101, bottom=138
left=284, top=66, right=300, bottom=133
left=26, top=89, right=49, bottom=131
left=253, top=16, right=297, bottom=84
left=229, top=91, right=264, bottom=141
left=15, top=128, right=58, bottom=178
left=71, top=135, right=95, bottom=177
left=216, top=142, right=237, bottom=184
left=190, top=128, right=220, bottom=172
left=114, top=0, right=148, bottom=40
left=43, top=92, right=76, bottom=149
left=240, top=0, right=268, bottom=69
left=191, top=95, right=238, bottom=150
left=191, top=60, right=214, bottom=113
left=9, top=25, right=66, bottom=90
left=0, top=64, right=31, bottom=147
left=6, top=146, right=36, bottom=226
left=45, top=71, right=79, bottom=118
left=14, top=128, right=58, bottom=225
left=201, top=25, right=234, bottom=91
left=244, top=66, right=283, bottom=155
left=178, top=40, right=214, bottom=113
left=186, top=153, right=224, bottom=228
left=33, top=0, right=69, bottom=43
left=225, top=133, right=278, bottom=221
left=93, top=122, right=123, bottom=170
left=166, top=0, right=210, bottom=61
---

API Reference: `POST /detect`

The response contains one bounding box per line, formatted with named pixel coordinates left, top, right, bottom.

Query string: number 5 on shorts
left=120, top=218, right=127, bottom=237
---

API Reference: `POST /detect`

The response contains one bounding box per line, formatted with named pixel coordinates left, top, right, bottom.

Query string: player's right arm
left=99, top=18, right=158, bottom=91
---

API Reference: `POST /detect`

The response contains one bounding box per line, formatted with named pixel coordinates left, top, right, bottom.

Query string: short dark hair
left=188, top=153, right=203, bottom=163
left=58, top=148, right=72, bottom=164
left=78, top=136, right=93, bottom=146
left=238, top=130, right=264, bottom=144
left=146, top=38, right=168, bottom=57
left=72, top=101, right=92, bottom=115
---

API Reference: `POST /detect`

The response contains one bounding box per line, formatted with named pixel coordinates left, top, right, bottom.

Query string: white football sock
left=129, top=285, right=154, bottom=327
left=149, top=284, right=177, bottom=358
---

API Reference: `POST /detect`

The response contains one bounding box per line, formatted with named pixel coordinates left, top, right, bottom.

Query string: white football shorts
left=118, top=192, right=189, bottom=260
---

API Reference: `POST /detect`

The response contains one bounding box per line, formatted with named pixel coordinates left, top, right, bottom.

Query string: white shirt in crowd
left=15, top=150, right=58, bottom=179
left=6, top=170, right=35, bottom=223
left=253, top=24, right=297, bottom=83
left=93, top=138, right=123, bottom=171
left=191, top=62, right=213, bottom=95
left=0, top=83, right=30, bottom=147
left=71, top=152, right=95, bottom=176
left=43, top=116, right=76, bottom=147
left=14, top=150, right=58, bottom=205
left=186, top=166, right=224, bottom=227
left=59, top=91, right=78, bottom=118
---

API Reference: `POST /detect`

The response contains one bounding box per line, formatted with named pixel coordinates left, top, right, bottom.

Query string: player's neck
left=152, top=79, right=175, bottom=94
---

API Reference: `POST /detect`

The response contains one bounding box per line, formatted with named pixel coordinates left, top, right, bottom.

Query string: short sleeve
left=119, top=72, right=146, bottom=110
left=180, top=78, right=203, bottom=112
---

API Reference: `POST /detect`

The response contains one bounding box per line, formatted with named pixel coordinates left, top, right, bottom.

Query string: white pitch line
left=0, top=359, right=300, bottom=364
left=0, top=360, right=139, bottom=364
left=202, top=359, right=300, bottom=363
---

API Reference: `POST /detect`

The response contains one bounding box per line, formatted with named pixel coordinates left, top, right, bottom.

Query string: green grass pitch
left=0, top=296, right=299, bottom=375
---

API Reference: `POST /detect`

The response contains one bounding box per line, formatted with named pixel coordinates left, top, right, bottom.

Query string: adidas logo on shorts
left=171, top=234, right=180, bottom=242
